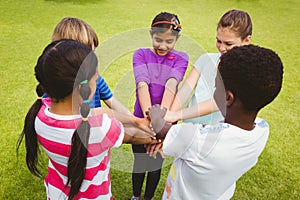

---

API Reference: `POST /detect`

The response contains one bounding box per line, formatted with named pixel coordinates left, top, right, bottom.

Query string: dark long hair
left=17, top=39, right=98, bottom=199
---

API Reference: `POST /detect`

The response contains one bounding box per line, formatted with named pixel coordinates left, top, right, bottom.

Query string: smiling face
left=216, top=27, right=251, bottom=55
left=151, top=28, right=178, bottom=56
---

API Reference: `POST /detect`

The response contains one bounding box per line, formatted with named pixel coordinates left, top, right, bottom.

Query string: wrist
left=156, top=122, right=172, bottom=139
left=175, top=110, right=181, bottom=121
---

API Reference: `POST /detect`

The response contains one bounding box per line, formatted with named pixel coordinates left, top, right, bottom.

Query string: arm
left=92, top=107, right=154, bottom=136
left=137, top=81, right=152, bottom=117
left=169, top=67, right=201, bottom=111
left=164, top=98, right=219, bottom=122
left=123, top=126, right=159, bottom=144
left=161, top=78, right=178, bottom=109
left=103, top=96, right=132, bottom=116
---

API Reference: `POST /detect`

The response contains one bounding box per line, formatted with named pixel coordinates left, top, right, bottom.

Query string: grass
left=0, top=0, right=299, bottom=199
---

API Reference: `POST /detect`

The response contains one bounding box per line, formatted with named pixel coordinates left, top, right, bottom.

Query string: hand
left=133, top=116, right=155, bottom=136
left=124, top=125, right=155, bottom=139
left=147, top=104, right=167, bottom=134
left=164, top=110, right=180, bottom=123
left=145, top=142, right=164, bottom=159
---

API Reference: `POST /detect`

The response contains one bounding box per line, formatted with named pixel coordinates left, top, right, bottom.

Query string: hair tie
left=170, top=17, right=182, bottom=32
left=37, top=96, right=42, bottom=100
left=82, top=99, right=89, bottom=104
left=80, top=80, right=88, bottom=85
left=82, top=117, right=88, bottom=121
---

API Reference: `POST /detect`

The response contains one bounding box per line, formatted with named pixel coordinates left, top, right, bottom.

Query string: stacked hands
left=145, top=104, right=172, bottom=158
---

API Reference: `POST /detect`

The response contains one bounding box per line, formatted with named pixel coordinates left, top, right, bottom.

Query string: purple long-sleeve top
left=133, top=48, right=188, bottom=118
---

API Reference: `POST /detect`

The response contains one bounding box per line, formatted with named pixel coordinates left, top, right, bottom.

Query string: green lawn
left=1, top=0, right=299, bottom=199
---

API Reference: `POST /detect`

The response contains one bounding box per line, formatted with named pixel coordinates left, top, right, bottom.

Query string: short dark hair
left=218, top=44, right=283, bottom=111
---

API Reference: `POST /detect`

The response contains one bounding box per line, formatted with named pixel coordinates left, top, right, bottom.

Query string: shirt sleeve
left=90, top=76, right=113, bottom=108
left=98, top=76, right=113, bottom=100
left=163, top=123, right=199, bottom=158
left=194, top=53, right=220, bottom=73
left=133, top=49, right=150, bottom=85
left=168, top=51, right=189, bottom=83
left=102, top=113, right=124, bottom=149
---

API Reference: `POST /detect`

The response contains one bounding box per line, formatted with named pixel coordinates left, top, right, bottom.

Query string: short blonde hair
left=52, top=17, right=99, bottom=49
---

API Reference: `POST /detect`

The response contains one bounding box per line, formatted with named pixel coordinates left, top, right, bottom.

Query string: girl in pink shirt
left=17, top=39, right=158, bottom=200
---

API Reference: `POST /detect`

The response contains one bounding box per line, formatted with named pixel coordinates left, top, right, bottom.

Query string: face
left=216, top=27, right=250, bottom=55
left=151, top=29, right=178, bottom=56
left=213, top=71, right=227, bottom=117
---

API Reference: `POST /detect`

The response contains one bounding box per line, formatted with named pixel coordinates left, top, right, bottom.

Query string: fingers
left=161, top=107, right=167, bottom=117
left=146, top=142, right=163, bottom=159
left=158, top=149, right=165, bottom=159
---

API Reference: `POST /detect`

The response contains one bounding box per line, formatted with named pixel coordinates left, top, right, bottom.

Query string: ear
left=149, top=29, right=154, bottom=36
left=226, top=90, right=235, bottom=107
left=242, top=35, right=251, bottom=45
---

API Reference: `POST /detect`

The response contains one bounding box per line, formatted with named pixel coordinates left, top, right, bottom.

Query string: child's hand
left=124, top=125, right=155, bottom=139
left=147, top=104, right=167, bottom=135
left=145, top=142, right=164, bottom=159
left=133, top=117, right=155, bottom=136
left=164, top=110, right=180, bottom=123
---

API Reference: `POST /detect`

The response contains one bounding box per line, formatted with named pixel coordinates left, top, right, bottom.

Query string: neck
left=49, top=94, right=80, bottom=115
left=225, top=107, right=257, bottom=131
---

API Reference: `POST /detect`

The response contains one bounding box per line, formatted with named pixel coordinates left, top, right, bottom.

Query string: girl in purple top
left=131, top=12, right=188, bottom=200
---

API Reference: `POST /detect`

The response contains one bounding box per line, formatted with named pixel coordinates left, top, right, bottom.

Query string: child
left=131, top=12, right=188, bottom=200
left=148, top=44, right=283, bottom=199
left=52, top=17, right=131, bottom=114
left=17, top=39, right=158, bottom=200
left=165, top=10, right=252, bottom=125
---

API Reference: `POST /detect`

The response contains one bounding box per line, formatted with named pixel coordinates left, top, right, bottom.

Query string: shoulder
left=255, top=117, right=269, bottom=128
left=194, top=53, right=220, bottom=71
left=166, top=123, right=200, bottom=144
left=133, top=48, right=153, bottom=63
left=195, top=53, right=220, bottom=64
left=171, top=49, right=189, bottom=60
left=134, top=48, right=151, bottom=55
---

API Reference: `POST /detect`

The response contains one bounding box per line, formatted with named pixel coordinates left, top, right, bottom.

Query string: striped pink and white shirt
left=35, top=98, right=124, bottom=199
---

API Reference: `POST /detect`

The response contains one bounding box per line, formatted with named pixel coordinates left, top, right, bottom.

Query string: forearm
left=155, top=122, right=172, bottom=139
left=137, top=82, right=152, bottom=117
left=177, top=98, right=219, bottom=121
left=170, top=67, right=200, bottom=111
left=104, top=97, right=132, bottom=116
left=161, top=78, right=178, bottom=109
left=123, top=133, right=157, bottom=144
left=92, top=107, right=138, bottom=125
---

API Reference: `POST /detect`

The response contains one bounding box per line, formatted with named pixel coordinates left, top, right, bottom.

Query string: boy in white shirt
left=148, top=44, right=283, bottom=200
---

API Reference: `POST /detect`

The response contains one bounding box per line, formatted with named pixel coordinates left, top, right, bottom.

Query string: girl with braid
left=17, top=39, right=158, bottom=200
